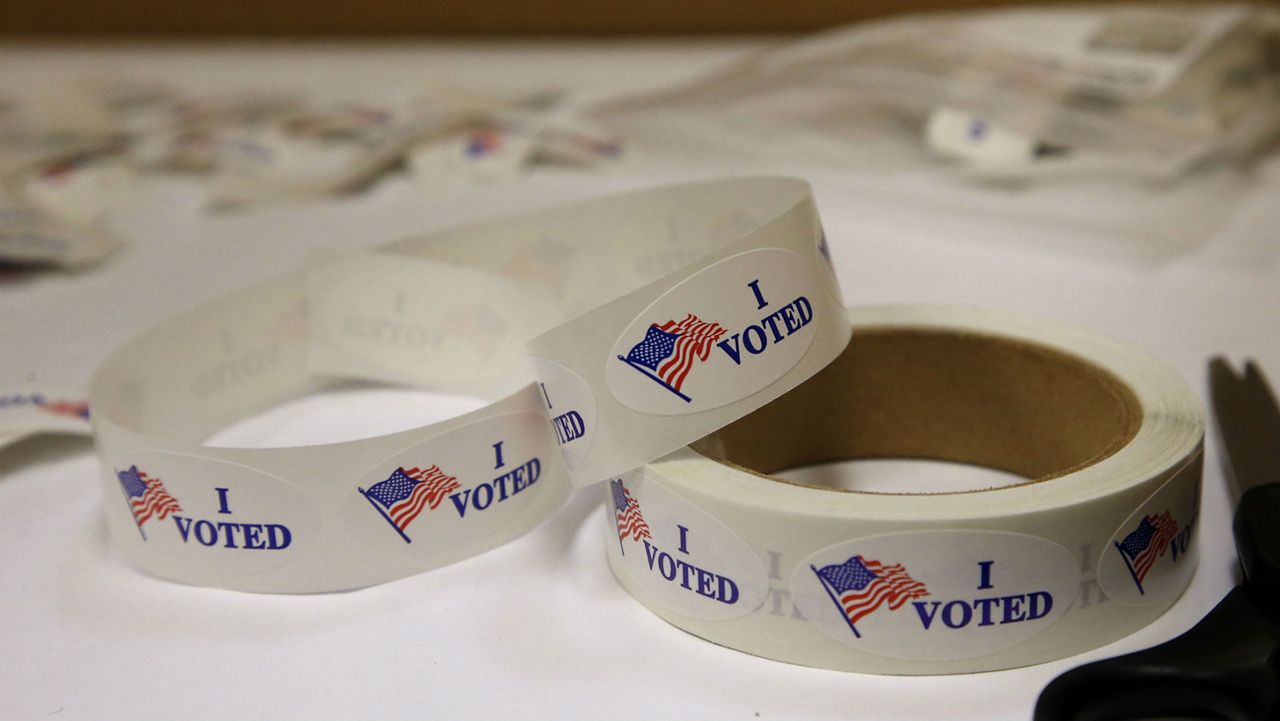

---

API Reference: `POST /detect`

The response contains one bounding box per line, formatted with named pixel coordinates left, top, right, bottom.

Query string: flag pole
left=1114, top=543, right=1145, bottom=595
left=812, top=565, right=860, bottom=638
left=361, top=488, right=412, bottom=544
left=617, top=356, right=693, bottom=403
left=115, top=468, right=147, bottom=541
left=609, top=483, right=627, bottom=557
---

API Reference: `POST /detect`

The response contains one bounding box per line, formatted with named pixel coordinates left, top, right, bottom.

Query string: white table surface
left=1, top=40, right=1277, bottom=721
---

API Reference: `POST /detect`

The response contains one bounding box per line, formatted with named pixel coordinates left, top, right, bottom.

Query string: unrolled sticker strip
left=88, top=177, right=849, bottom=592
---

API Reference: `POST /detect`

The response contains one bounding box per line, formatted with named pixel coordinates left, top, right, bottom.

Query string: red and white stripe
left=389, top=465, right=460, bottom=531
left=1134, top=512, right=1180, bottom=581
left=131, top=471, right=182, bottom=527
left=38, top=399, right=89, bottom=419
left=655, top=314, right=726, bottom=392
left=617, top=487, right=652, bottom=542
left=841, top=560, right=930, bottom=625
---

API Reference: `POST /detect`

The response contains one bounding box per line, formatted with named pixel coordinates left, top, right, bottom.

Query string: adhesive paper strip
left=88, top=177, right=849, bottom=592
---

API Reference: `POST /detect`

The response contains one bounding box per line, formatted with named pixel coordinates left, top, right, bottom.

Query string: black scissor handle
left=1237, top=484, right=1280, bottom=607
left=1033, top=586, right=1280, bottom=721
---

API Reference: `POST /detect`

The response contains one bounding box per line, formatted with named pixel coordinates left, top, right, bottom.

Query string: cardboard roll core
left=691, top=325, right=1144, bottom=491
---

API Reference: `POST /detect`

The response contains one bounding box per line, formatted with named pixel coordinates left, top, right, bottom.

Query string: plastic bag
left=591, top=3, right=1280, bottom=260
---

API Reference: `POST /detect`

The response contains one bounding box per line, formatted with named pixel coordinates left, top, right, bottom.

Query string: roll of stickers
left=605, top=305, right=1203, bottom=674
left=89, top=177, right=850, bottom=592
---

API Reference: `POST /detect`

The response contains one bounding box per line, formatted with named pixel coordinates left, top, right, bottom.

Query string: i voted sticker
left=109, top=450, right=317, bottom=578
left=605, top=472, right=768, bottom=620
left=606, top=248, right=818, bottom=415
left=1098, top=457, right=1201, bottom=607
left=792, top=530, right=1079, bottom=662
left=344, top=411, right=556, bottom=550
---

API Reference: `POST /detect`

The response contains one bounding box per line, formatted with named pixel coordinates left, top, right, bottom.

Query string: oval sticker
left=605, top=472, right=769, bottom=620
left=343, top=411, right=560, bottom=553
left=1098, top=458, right=1201, bottom=607
left=606, top=248, right=818, bottom=416
left=791, top=530, right=1079, bottom=661
left=108, top=450, right=317, bottom=579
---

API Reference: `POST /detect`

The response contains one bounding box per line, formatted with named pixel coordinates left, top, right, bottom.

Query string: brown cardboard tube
left=693, top=326, right=1144, bottom=489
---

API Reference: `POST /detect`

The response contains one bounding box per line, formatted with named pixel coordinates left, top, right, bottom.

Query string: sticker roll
left=606, top=305, right=1203, bottom=674
left=89, top=177, right=850, bottom=592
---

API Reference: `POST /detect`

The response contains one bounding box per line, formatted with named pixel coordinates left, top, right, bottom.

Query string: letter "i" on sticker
left=215, top=487, right=232, bottom=515
left=978, top=560, right=994, bottom=590
left=677, top=524, right=690, bottom=555
left=747, top=279, right=768, bottom=310
left=493, top=441, right=505, bottom=469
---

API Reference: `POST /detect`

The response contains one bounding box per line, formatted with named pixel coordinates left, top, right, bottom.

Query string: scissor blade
left=1209, top=357, right=1280, bottom=497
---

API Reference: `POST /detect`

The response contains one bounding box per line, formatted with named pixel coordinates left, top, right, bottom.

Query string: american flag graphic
left=361, top=465, right=460, bottom=543
left=610, top=478, right=651, bottom=544
left=465, top=128, right=504, bottom=158
left=116, top=465, right=182, bottom=538
left=37, top=398, right=89, bottom=420
left=1114, top=511, right=1180, bottom=592
left=617, top=313, right=726, bottom=402
left=41, top=151, right=96, bottom=181
left=812, top=555, right=929, bottom=637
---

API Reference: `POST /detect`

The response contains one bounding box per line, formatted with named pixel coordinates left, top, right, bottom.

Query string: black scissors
left=1034, top=358, right=1280, bottom=721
